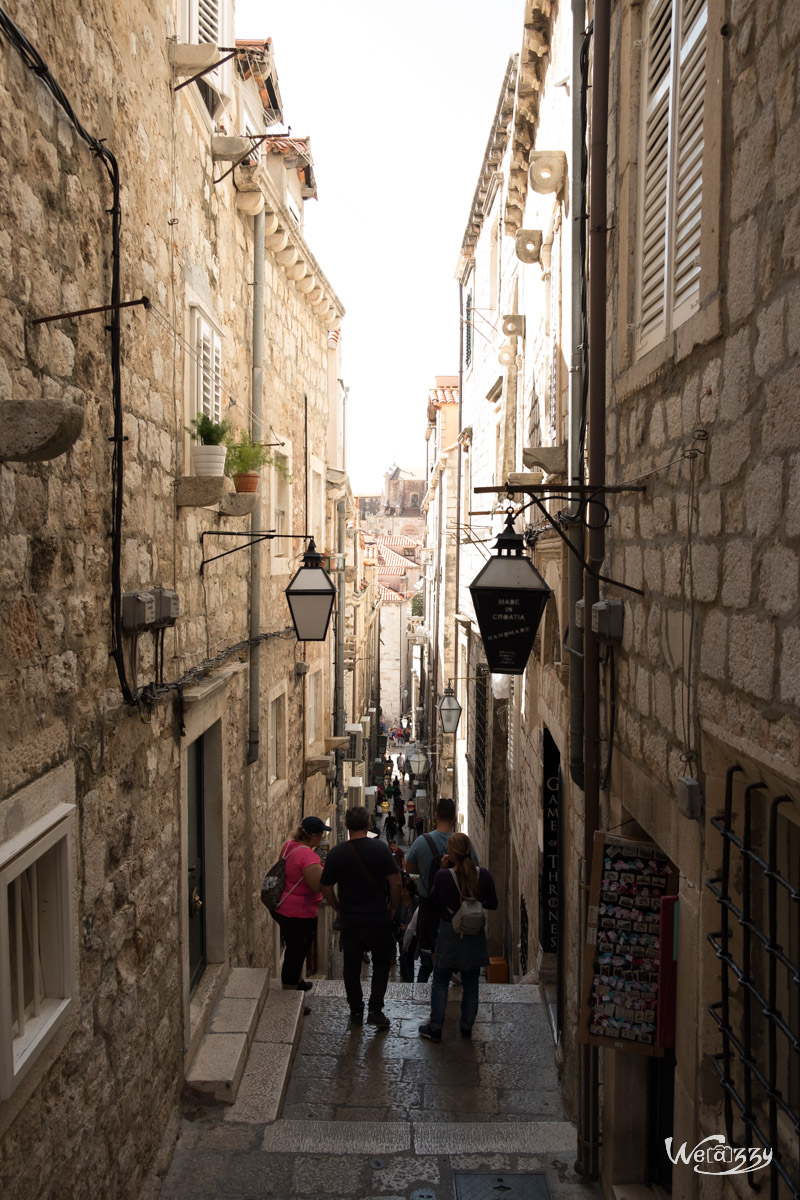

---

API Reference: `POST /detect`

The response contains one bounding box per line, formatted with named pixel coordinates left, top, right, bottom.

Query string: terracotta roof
left=235, top=41, right=283, bottom=125
left=373, top=536, right=421, bottom=550
left=262, top=135, right=317, bottom=199
left=429, top=382, right=458, bottom=406
left=374, top=542, right=417, bottom=573
left=379, top=585, right=405, bottom=604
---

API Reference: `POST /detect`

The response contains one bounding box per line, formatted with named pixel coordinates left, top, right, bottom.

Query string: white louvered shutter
left=637, top=0, right=673, bottom=355
left=197, top=0, right=219, bottom=44
left=671, top=0, right=707, bottom=326
left=196, top=315, right=222, bottom=423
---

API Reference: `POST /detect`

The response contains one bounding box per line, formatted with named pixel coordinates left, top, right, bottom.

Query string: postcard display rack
left=579, top=831, right=677, bottom=1055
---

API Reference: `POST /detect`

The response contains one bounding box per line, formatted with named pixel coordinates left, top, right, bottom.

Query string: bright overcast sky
left=235, top=0, right=523, bottom=494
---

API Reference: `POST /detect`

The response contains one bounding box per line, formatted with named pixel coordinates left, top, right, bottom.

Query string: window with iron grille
left=707, top=768, right=800, bottom=1199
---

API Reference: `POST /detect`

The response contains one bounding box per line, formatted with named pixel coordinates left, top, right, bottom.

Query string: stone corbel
left=522, top=444, right=568, bottom=476
left=0, top=396, right=84, bottom=462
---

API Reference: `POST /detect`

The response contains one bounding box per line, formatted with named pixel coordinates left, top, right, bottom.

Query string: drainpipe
left=454, top=283, right=464, bottom=809
left=335, top=499, right=347, bottom=832
left=577, top=0, right=609, bottom=1185
left=568, top=0, right=586, bottom=792
left=247, top=207, right=265, bottom=765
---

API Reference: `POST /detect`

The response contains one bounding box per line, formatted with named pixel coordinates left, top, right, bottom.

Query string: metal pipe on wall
left=578, top=0, right=610, bottom=1184
left=247, top=207, right=265, bottom=766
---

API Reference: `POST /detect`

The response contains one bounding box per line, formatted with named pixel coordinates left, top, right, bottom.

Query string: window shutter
left=196, top=315, right=222, bottom=423
left=637, top=0, right=672, bottom=355
left=671, top=0, right=706, bottom=325
left=197, top=0, right=219, bottom=45
left=465, top=290, right=473, bottom=367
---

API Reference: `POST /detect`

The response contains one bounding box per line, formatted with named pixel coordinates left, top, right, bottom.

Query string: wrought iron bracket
left=200, top=530, right=309, bottom=574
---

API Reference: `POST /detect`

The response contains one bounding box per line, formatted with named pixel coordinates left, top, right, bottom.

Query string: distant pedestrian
left=394, top=876, right=419, bottom=983
left=320, top=807, right=401, bottom=1029
left=384, top=812, right=398, bottom=841
left=388, top=839, right=405, bottom=871
left=403, top=727, right=410, bottom=743
left=418, top=833, right=498, bottom=1042
left=397, top=752, right=406, bottom=776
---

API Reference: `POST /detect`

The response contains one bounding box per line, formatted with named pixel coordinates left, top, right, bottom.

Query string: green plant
left=224, top=430, right=275, bottom=476
left=410, top=593, right=423, bottom=617
left=186, top=414, right=231, bottom=445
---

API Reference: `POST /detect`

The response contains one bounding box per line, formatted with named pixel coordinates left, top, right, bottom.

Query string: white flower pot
left=191, top=444, right=227, bottom=477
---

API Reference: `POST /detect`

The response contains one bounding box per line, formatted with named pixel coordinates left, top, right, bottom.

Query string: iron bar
left=214, top=133, right=268, bottom=184
left=199, top=530, right=307, bottom=574
left=474, top=483, right=647, bottom=494
left=173, top=48, right=238, bottom=92
left=32, top=296, right=150, bottom=324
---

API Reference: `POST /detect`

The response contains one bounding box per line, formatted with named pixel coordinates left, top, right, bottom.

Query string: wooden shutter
left=196, top=315, right=222, bottom=423
left=465, top=290, right=473, bottom=367
left=671, top=0, right=706, bottom=325
left=197, top=0, right=219, bottom=44
left=637, top=0, right=673, bottom=355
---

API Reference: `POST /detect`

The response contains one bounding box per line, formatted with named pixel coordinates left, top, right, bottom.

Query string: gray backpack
left=449, top=869, right=485, bottom=937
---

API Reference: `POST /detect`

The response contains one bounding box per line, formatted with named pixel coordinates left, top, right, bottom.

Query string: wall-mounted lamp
left=436, top=683, right=463, bottom=735
left=285, top=539, right=336, bottom=641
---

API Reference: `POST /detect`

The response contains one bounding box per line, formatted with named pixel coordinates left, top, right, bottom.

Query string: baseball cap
left=301, top=816, right=332, bottom=835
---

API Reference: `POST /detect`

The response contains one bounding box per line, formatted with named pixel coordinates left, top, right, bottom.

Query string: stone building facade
left=426, top=2, right=800, bottom=1199
left=0, top=3, right=358, bottom=1196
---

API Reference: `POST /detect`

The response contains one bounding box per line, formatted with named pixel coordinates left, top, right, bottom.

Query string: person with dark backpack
left=418, top=832, right=498, bottom=1043
left=403, top=798, right=477, bottom=982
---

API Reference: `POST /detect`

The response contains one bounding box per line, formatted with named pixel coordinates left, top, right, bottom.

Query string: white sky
left=235, top=0, right=523, bottom=494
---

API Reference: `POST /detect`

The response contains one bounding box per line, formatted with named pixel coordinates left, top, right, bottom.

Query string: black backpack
left=423, top=832, right=447, bottom=895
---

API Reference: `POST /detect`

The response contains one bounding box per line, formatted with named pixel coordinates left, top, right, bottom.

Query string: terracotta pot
left=191, top=444, right=227, bottom=477
left=233, top=472, right=260, bottom=493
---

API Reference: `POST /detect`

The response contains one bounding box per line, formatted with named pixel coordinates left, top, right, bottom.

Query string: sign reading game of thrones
left=468, top=510, right=551, bottom=675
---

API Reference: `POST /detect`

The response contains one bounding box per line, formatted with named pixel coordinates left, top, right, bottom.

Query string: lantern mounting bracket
left=474, top=484, right=645, bottom=598
left=199, top=530, right=310, bottom=574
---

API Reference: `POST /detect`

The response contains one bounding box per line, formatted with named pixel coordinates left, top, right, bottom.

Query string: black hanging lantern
left=468, top=509, right=552, bottom=675
left=436, top=682, right=463, bottom=734
left=285, top=539, right=336, bottom=641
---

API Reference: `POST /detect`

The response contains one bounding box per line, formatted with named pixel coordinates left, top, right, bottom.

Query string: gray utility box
left=591, top=599, right=624, bottom=641
left=122, top=591, right=155, bottom=633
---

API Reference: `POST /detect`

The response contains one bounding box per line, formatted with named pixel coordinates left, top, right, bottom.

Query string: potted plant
left=224, top=430, right=274, bottom=492
left=186, top=414, right=231, bottom=476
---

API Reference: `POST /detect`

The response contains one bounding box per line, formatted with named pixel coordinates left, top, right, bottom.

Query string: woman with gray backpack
left=418, top=832, right=498, bottom=1043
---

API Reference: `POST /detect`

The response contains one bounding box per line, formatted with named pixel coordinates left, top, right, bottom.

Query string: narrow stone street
left=160, top=977, right=595, bottom=1200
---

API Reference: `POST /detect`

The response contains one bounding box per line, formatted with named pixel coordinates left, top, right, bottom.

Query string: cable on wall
left=0, top=5, right=134, bottom=704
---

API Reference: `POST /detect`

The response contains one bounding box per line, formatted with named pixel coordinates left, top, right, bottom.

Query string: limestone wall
left=0, top=1, right=341, bottom=1195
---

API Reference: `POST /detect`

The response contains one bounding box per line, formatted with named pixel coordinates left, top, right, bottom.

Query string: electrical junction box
left=592, top=599, right=624, bottom=641
left=575, top=598, right=585, bottom=630
left=122, top=591, right=155, bottom=634
left=677, top=776, right=703, bottom=821
left=149, top=588, right=179, bottom=628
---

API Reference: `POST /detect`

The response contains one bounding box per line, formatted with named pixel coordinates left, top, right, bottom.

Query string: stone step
left=222, top=983, right=305, bottom=1123
left=185, top=967, right=273, bottom=1103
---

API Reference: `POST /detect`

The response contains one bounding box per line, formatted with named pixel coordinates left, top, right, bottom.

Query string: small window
left=307, top=671, right=322, bottom=746
left=271, top=450, right=291, bottom=567
left=192, top=309, right=222, bottom=424
left=269, top=694, right=286, bottom=785
left=0, top=804, right=76, bottom=1100
left=409, top=494, right=419, bottom=508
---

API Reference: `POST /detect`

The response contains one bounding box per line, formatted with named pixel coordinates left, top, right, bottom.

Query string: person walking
left=418, top=832, right=498, bottom=1042
left=394, top=876, right=419, bottom=983
left=269, top=816, right=330, bottom=998
left=403, top=798, right=477, bottom=982
left=320, top=806, right=401, bottom=1028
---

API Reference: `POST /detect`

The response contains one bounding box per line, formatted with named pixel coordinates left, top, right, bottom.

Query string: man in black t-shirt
left=321, top=806, right=401, bottom=1028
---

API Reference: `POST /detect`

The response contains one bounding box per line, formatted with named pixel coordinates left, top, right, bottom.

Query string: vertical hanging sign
left=540, top=771, right=559, bottom=953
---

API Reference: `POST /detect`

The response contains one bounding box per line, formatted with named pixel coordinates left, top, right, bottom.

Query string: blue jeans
left=417, top=949, right=433, bottom=983
left=430, top=964, right=480, bottom=1032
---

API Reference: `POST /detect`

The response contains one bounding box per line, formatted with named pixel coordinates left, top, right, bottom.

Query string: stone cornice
left=234, top=162, right=345, bottom=330
left=505, top=0, right=554, bottom=237
left=457, top=55, right=518, bottom=280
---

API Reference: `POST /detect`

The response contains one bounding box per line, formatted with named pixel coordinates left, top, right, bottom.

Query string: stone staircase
left=184, top=969, right=303, bottom=1120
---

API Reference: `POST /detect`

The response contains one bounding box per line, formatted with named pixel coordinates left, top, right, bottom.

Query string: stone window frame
left=268, top=688, right=288, bottom=794
left=0, top=765, right=77, bottom=1105
left=614, top=0, right=723, bottom=401
left=307, top=670, right=323, bottom=749
left=269, top=437, right=293, bottom=576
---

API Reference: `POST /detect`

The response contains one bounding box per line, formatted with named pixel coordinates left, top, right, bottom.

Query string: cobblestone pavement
left=159, top=976, right=600, bottom=1200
